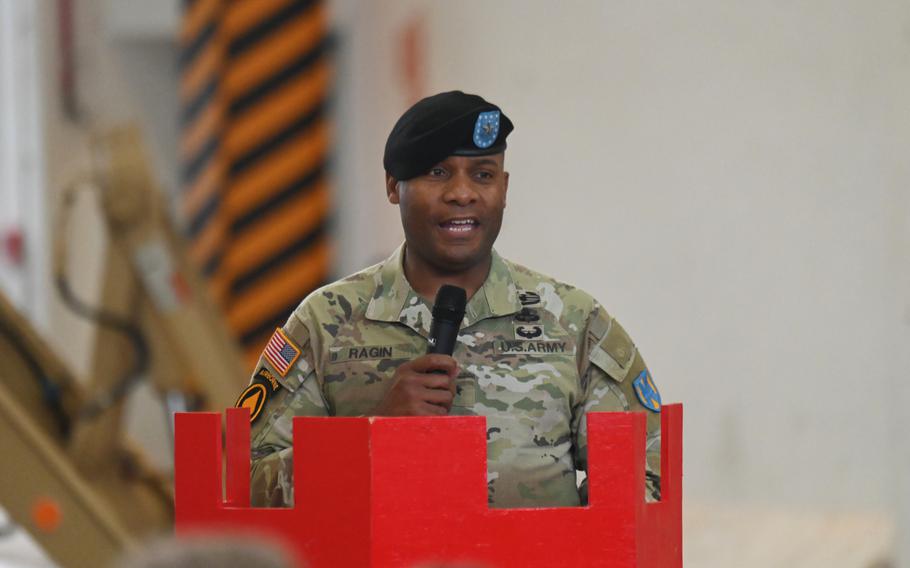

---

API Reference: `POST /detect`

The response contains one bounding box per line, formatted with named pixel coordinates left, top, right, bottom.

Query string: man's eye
left=476, top=171, right=493, bottom=180
left=429, top=167, right=446, bottom=177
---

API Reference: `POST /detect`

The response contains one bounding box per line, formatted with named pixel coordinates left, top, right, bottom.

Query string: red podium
left=174, top=405, right=682, bottom=567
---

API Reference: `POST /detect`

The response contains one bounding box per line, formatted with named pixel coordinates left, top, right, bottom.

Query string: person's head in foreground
left=117, top=535, right=294, bottom=568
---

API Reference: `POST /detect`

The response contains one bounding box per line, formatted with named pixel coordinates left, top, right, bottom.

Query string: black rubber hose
left=54, top=275, right=150, bottom=421
left=0, top=318, right=71, bottom=438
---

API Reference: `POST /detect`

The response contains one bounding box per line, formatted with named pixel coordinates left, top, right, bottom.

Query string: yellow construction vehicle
left=0, top=126, right=247, bottom=567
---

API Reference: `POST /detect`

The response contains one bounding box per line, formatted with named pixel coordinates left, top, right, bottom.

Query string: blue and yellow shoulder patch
left=632, top=370, right=661, bottom=413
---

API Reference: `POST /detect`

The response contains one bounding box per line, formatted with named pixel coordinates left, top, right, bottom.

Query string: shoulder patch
left=632, top=370, right=661, bottom=413
left=235, top=383, right=268, bottom=422
left=263, top=328, right=301, bottom=377
left=235, top=367, right=280, bottom=422
left=254, top=367, right=280, bottom=391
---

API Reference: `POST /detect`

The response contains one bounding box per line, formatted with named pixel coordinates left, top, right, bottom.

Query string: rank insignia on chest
left=632, top=370, right=661, bottom=413
left=518, top=290, right=541, bottom=307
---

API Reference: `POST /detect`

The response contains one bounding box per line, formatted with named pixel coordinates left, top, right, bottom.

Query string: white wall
left=0, top=0, right=49, bottom=325
left=330, top=0, right=425, bottom=275
left=336, top=0, right=910, bottom=562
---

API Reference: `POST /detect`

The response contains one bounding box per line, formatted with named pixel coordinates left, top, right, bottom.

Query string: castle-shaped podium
left=174, top=405, right=682, bottom=567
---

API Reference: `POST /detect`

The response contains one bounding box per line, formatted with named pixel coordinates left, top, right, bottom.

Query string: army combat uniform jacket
left=241, top=244, right=662, bottom=508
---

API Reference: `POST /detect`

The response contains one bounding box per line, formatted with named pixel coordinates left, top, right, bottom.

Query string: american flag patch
left=263, top=328, right=301, bottom=377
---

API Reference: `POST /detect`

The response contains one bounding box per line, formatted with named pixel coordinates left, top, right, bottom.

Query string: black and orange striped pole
left=180, top=0, right=332, bottom=368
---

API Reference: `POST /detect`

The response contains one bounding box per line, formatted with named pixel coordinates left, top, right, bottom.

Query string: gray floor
left=0, top=510, right=55, bottom=568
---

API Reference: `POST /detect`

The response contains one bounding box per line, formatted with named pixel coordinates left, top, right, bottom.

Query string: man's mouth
left=439, top=218, right=479, bottom=234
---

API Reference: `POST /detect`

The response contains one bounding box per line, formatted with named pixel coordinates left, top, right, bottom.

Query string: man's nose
left=443, top=173, right=477, bottom=206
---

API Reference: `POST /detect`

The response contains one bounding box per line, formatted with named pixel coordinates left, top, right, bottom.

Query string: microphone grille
left=432, top=284, right=467, bottom=323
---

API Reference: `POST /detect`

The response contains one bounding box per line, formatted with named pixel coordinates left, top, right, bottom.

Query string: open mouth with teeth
left=439, top=218, right=479, bottom=234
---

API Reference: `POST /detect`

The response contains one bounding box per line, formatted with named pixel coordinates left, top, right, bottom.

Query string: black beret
left=383, top=90, right=514, bottom=181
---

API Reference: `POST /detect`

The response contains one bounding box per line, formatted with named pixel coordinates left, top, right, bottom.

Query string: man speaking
left=235, top=91, right=662, bottom=508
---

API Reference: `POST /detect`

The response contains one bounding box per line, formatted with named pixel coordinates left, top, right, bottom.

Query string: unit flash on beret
left=473, top=110, right=501, bottom=149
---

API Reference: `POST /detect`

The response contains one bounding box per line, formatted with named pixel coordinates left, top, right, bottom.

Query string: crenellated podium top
left=174, top=405, right=682, bottom=568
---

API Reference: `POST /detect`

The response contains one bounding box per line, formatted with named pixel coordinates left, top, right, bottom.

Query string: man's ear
left=502, top=170, right=509, bottom=208
left=386, top=173, right=401, bottom=204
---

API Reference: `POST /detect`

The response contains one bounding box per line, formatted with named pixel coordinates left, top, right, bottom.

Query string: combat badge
left=514, top=305, right=544, bottom=339
left=632, top=370, right=661, bottom=413
left=473, top=110, right=500, bottom=148
left=515, top=308, right=540, bottom=323
left=515, top=325, right=543, bottom=339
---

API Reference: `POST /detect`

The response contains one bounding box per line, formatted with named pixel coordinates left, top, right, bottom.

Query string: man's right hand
left=371, top=354, right=458, bottom=416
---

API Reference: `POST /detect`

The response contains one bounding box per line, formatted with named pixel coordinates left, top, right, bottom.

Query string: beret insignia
left=473, top=110, right=501, bottom=149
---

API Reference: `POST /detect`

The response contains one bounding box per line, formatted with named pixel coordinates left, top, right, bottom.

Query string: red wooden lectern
left=174, top=405, right=682, bottom=567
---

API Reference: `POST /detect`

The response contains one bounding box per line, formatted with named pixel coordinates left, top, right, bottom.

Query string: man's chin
left=432, top=247, right=489, bottom=274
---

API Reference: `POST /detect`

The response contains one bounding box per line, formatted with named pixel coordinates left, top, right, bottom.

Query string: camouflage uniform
left=244, top=244, right=661, bottom=508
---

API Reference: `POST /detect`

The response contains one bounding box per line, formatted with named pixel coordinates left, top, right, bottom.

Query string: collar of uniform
left=364, top=243, right=522, bottom=332
left=365, top=243, right=412, bottom=323
left=463, top=248, right=521, bottom=327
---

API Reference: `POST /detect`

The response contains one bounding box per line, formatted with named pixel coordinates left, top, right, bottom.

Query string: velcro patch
left=589, top=318, right=636, bottom=382
left=601, top=322, right=634, bottom=367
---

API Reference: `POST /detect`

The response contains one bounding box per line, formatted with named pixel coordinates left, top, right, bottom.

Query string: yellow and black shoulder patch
left=235, top=384, right=267, bottom=422
left=254, top=367, right=280, bottom=391
left=234, top=367, right=280, bottom=422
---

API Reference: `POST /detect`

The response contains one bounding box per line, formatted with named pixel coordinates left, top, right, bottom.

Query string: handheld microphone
left=427, top=284, right=467, bottom=356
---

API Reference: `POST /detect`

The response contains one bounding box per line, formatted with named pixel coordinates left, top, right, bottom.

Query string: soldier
left=235, top=91, right=662, bottom=508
